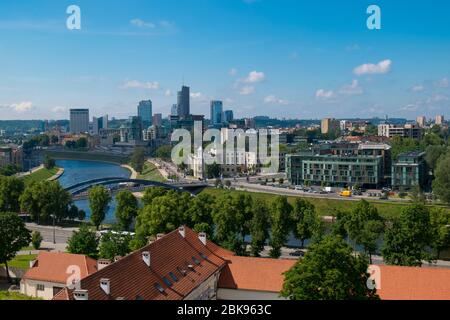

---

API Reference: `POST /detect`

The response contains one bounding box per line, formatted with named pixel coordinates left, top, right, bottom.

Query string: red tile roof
left=376, top=265, right=450, bottom=300
left=56, top=227, right=230, bottom=300
left=22, top=252, right=97, bottom=284
left=218, top=256, right=296, bottom=293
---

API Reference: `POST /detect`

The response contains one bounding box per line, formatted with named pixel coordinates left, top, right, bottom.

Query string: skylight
left=169, top=272, right=179, bottom=282
left=192, top=256, right=201, bottom=265
left=162, top=277, right=172, bottom=287
left=154, top=283, right=165, bottom=293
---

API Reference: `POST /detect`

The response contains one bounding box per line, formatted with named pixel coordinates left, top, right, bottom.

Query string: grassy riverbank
left=202, top=188, right=450, bottom=219
left=137, top=162, right=166, bottom=182
left=22, top=167, right=59, bottom=186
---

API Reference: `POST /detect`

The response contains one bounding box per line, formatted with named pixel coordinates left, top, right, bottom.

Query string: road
left=26, top=223, right=76, bottom=246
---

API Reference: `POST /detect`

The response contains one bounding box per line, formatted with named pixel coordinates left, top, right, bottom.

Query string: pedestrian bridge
left=65, top=177, right=208, bottom=197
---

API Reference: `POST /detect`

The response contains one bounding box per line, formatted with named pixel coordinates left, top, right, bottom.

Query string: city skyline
left=0, top=0, right=449, bottom=120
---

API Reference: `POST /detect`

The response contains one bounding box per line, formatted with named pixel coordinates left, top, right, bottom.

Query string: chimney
left=198, top=232, right=207, bottom=246
left=178, top=226, right=186, bottom=238
left=156, top=233, right=165, bottom=240
left=73, top=290, right=89, bottom=301
left=114, top=256, right=122, bottom=262
left=142, top=251, right=151, bottom=267
left=97, top=259, right=111, bottom=271
left=100, top=278, right=110, bottom=295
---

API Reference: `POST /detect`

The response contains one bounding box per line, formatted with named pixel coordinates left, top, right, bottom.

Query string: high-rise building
left=223, top=110, right=234, bottom=123
left=153, top=113, right=163, bottom=127
left=92, top=115, right=108, bottom=135
left=177, top=86, right=190, bottom=119
left=138, top=100, right=153, bottom=128
left=210, top=100, right=223, bottom=126
left=171, top=104, right=178, bottom=116
left=70, top=109, right=89, bottom=134
left=436, top=115, right=445, bottom=125
left=416, top=116, right=426, bottom=128
left=321, top=118, right=339, bottom=135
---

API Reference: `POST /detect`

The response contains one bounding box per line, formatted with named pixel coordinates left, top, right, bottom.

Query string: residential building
left=378, top=123, right=423, bottom=139
left=210, top=100, right=223, bottom=126
left=321, top=118, right=339, bottom=134
left=391, top=151, right=427, bottom=190
left=20, top=252, right=97, bottom=300
left=436, top=115, right=445, bottom=125
left=0, top=146, right=12, bottom=167
left=177, top=86, right=190, bottom=119
left=70, top=109, right=89, bottom=134
left=416, top=116, right=426, bottom=128
left=138, top=100, right=153, bottom=128
left=53, top=226, right=294, bottom=301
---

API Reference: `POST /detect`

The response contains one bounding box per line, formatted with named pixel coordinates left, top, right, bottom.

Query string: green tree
left=141, top=187, right=169, bottom=206
left=67, top=225, right=99, bottom=258
left=115, top=190, right=139, bottom=231
left=205, top=162, right=221, bottom=179
left=433, top=152, right=450, bottom=204
left=269, top=196, right=293, bottom=258
left=43, top=155, right=56, bottom=170
left=345, top=200, right=384, bottom=262
left=430, top=208, right=450, bottom=259
left=31, top=231, right=43, bottom=250
left=187, top=193, right=215, bottom=236
left=292, top=198, right=322, bottom=248
left=0, top=176, right=25, bottom=212
left=381, top=203, right=433, bottom=266
left=155, top=145, right=172, bottom=160
left=249, top=199, right=270, bottom=257
left=0, top=212, right=31, bottom=282
left=281, top=236, right=378, bottom=300
left=88, top=186, right=111, bottom=230
left=131, top=147, right=146, bottom=174
left=98, top=231, right=132, bottom=261
left=20, top=181, right=72, bottom=224
left=425, top=145, right=448, bottom=172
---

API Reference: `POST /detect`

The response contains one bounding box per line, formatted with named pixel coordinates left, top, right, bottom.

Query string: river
left=56, top=159, right=131, bottom=224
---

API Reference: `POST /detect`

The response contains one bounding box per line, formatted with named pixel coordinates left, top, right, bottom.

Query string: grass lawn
left=202, top=188, right=450, bottom=219
left=0, top=291, right=41, bottom=300
left=22, top=167, right=59, bottom=186
left=0, top=254, right=37, bottom=270
left=138, top=162, right=166, bottom=182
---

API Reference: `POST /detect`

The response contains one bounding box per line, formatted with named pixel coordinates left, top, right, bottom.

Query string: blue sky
left=0, top=0, right=449, bottom=120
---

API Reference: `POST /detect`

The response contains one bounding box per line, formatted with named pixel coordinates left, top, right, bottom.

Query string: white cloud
left=437, top=77, right=449, bottom=88
left=315, top=89, right=335, bottom=100
left=229, top=68, right=238, bottom=76
left=239, top=86, right=255, bottom=95
left=353, top=59, right=392, bottom=76
left=52, top=106, right=67, bottom=113
left=243, top=71, right=266, bottom=83
left=165, top=89, right=173, bottom=97
left=339, top=80, right=363, bottom=95
left=411, top=85, right=424, bottom=92
left=120, top=80, right=160, bottom=90
left=190, top=92, right=204, bottom=99
left=130, top=19, right=155, bottom=29
left=427, top=93, right=449, bottom=103
left=264, top=95, right=290, bottom=105
left=11, top=101, right=33, bottom=112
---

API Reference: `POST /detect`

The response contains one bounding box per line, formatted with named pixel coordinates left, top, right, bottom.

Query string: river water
left=56, top=160, right=131, bottom=224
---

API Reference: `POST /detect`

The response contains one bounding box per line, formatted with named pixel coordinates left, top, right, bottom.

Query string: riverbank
left=45, top=150, right=129, bottom=165
left=47, top=168, right=65, bottom=181
left=22, top=167, right=60, bottom=185
left=121, top=164, right=137, bottom=179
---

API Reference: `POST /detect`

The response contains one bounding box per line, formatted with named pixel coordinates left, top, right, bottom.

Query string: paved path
left=26, top=223, right=77, bottom=246
left=15, top=165, right=44, bottom=178
left=121, top=164, right=138, bottom=179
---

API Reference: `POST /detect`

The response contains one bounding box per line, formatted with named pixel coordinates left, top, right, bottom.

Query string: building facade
left=138, top=100, right=153, bottom=128
left=210, top=100, right=223, bottom=126
left=391, top=151, right=427, bottom=190
left=321, top=118, right=339, bottom=134
left=70, top=109, right=89, bottom=134
left=378, top=123, right=423, bottom=139
left=177, top=86, right=190, bottom=119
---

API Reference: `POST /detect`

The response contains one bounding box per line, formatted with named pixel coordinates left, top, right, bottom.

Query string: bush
left=31, top=231, right=43, bottom=250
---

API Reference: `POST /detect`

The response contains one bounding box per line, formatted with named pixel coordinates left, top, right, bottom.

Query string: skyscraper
left=321, top=118, right=339, bottom=134
left=177, top=86, right=190, bottom=119
left=153, top=113, right=163, bottom=127
left=436, top=115, right=445, bottom=125
left=223, top=110, right=234, bottom=123
left=70, top=109, right=89, bottom=134
left=138, top=100, right=153, bottom=128
left=171, top=104, right=178, bottom=116
left=92, top=115, right=108, bottom=135
left=210, top=100, right=223, bottom=126
left=416, top=116, right=426, bottom=128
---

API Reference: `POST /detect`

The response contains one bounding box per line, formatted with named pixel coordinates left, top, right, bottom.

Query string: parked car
left=289, top=250, right=305, bottom=257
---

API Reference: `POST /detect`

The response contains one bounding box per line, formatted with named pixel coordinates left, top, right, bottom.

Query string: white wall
left=21, top=279, right=64, bottom=300
left=217, top=288, right=288, bottom=300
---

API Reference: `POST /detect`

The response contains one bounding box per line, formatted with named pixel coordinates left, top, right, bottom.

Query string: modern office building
left=138, top=100, right=153, bottom=128
left=171, top=104, right=178, bottom=116
left=177, top=86, right=190, bottom=119
left=92, top=115, right=108, bottom=135
left=391, top=151, right=428, bottom=190
left=286, top=152, right=384, bottom=188
left=70, top=109, right=89, bottom=134
left=378, top=123, right=423, bottom=139
left=210, top=100, right=223, bottom=126
left=153, top=113, right=163, bottom=127
left=416, top=116, right=426, bottom=128
left=436, top=115, right=445, bottom=125
left=321, top=118, right=340, bottom=134
left=223, top=110, right=234, bottom=123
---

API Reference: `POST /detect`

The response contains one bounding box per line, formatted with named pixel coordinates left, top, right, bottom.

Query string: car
left=289, top=250, right=305, bottom=257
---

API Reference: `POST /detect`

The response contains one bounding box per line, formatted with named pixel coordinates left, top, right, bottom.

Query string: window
left=162, top=277, right=172, bottom=287
left=154, top=283, right=165, bottom=294
left=169, top=272, right=179, bottom=282
left=37, top=284, right=45, bottom=291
